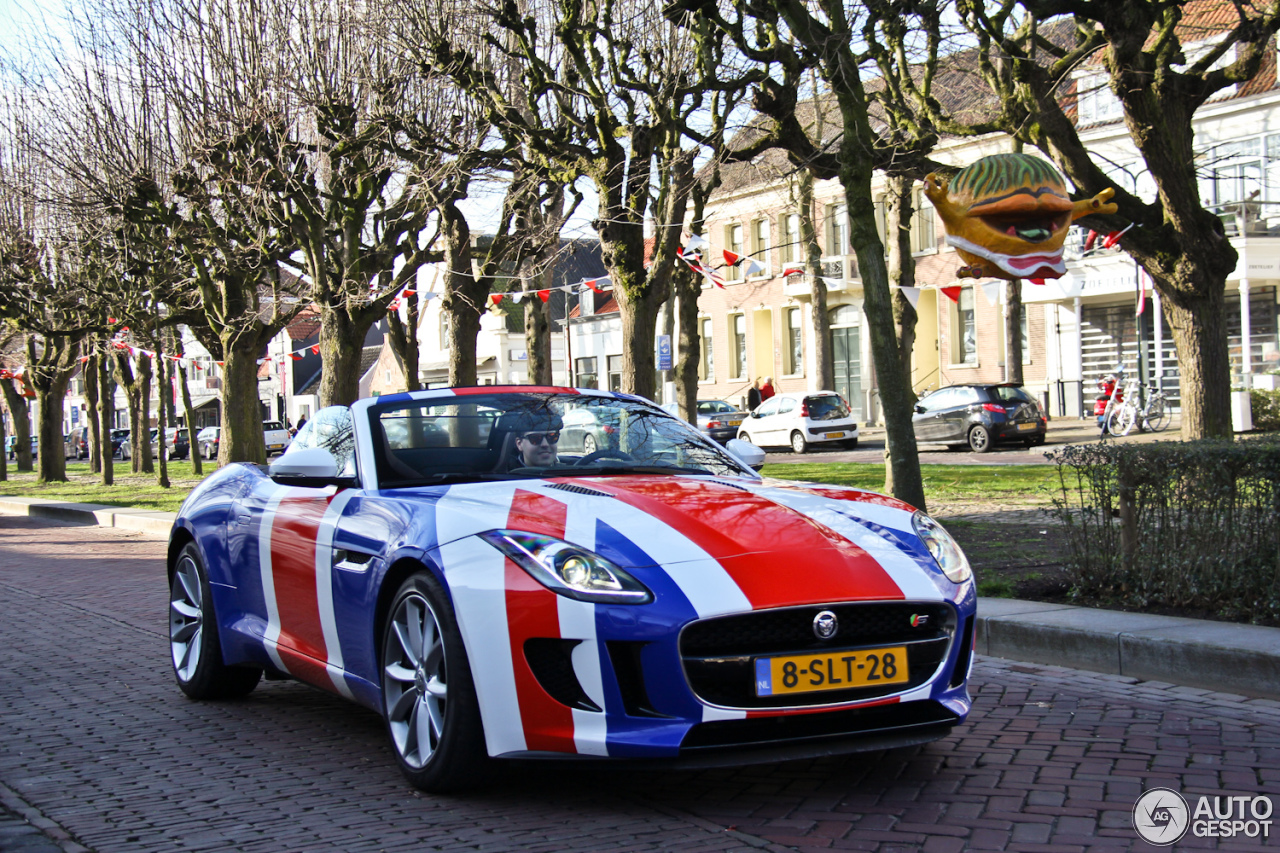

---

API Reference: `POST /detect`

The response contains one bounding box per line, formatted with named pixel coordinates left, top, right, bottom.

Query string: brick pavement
left=2, top=515, right=1279, bottom=852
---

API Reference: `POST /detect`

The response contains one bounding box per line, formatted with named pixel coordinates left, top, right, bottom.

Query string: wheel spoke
left=392, top=620, right=418, bottom=665
left=178, top=567, right=201, bottom=608
left=422, top=696, right=442, bottom=753
left=384, top=662, right=416, bottom=684
left=171, top=599, right=200, bottom=620
left=389, top=685, right=420, bottom=724
left=425, top=674, right=447, bottom=700
left=171, top=621, right=199, bottom=643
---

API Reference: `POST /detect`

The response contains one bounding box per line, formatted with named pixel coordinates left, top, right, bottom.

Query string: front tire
left=582, top=434, right=598, bottom=455
left=841, top=438, right=859, bottom=449
left=790, top=431, right=808, bottom=454
left=968, top=425, right=992, bottom=453
left=169, top=543, right=261, bottom=699
left=381, top=571, right=489, bottom=792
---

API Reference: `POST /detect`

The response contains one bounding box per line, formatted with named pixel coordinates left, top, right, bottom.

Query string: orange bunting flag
left=941, top=286, right=963, bottom=303
left=537, top=289, right=551, bottom=303
left=585, top=279, right=603, bottom=293
left=289, top=353, right=302, bottom=361
left=216, top=361, right=224, bottom=367
left=310, top=345, right=319, bottom=355
left=490, top=294, right=503, bottom=306
left=782, top=267, right=804, bottom=277
left=1029, top=278, right=1046, bottom=285
left=723, top=250, right=740, bottom=266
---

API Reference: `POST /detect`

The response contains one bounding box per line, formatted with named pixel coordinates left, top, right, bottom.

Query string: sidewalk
left=4, top=493, right=1278, bottom=701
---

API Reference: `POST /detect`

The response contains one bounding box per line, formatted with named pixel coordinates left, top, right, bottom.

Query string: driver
left=498, top=410, right=564, bottom=470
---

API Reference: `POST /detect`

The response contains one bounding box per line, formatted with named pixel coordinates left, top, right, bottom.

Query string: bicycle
left=1106, top=379, right=1171, bottom=435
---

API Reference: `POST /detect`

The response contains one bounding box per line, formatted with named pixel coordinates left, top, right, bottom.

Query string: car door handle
left=235, top=514, right=251, bottom=526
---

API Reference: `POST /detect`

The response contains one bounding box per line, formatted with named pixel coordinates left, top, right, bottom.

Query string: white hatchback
left=263, top=421, right=292, bottom=455
left=736, top=391, right=859, bottom=454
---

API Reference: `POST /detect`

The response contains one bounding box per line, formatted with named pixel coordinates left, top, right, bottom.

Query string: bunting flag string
left=980, top=281, right=1002, bottom=308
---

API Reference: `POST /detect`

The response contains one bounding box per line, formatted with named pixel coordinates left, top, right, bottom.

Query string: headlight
left=912, top=511, right=972, bottom=584
left=478, top=530, right=653, bottom=604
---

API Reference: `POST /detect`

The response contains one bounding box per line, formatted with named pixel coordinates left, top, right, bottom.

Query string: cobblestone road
left=2, top=516, right=1278, bottom=853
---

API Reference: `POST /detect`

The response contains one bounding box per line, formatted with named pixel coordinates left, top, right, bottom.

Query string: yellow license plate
left=727, top=419, right=742, bottom=426
left=824, top=431, right=844, bottom=439
left=1017, top=422, right=1036, bottom=431
left=755, top=645, right=909, bottom=696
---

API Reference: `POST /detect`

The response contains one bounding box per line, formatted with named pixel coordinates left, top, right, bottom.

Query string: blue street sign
left=657, top=335, right=672, bottom=371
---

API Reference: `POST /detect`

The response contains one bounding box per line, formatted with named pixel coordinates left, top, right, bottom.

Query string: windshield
left=369, top=392, right=756, bottom=487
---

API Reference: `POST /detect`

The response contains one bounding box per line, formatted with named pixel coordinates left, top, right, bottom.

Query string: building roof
left=286, top=307, right=322, bottom=341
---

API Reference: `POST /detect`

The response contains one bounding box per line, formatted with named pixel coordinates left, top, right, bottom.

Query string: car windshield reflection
left=368, top=392, right=754, bottom=487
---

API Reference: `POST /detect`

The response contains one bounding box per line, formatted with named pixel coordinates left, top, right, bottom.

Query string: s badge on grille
left=910, top=613, right=929, bottom=627
left=813, top=610, right=838, bottom=639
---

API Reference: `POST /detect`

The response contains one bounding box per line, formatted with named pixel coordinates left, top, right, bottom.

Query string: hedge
left=1052, top=437, right=1280, bottom=623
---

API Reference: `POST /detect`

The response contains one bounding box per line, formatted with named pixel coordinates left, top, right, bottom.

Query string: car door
left=227, top=406, right=370, bottom=694
left=940, top=386, right=981, bottom=442
left=749, top=396, right=783, bottom=443
left=913, top=389, right=951, bottom=441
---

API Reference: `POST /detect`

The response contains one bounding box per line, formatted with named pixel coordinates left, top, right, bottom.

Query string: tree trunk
left=1, top=380, right=32, bottom=473
left=447, top=297, right=484, bottom=388
left=800, top=170, right=833, bottom=392
left=35, top=379, right=70, bottom=483
left=317, top=310, right=366, bottom=407
left=613, top=285, right=661, bottom=400
left=674, top=267, right=701, bottom=421
left=387, top=296, right=423, bottom=393
left=178, top=360, right=202, bottom=476
left=219, top=342, right=268, bottom=465
left=28, top=336, right=80, bottom=483
left=1164, top=288, right=1232, bottom=439
left=1005, top=280, right=1024, bottom=386
left=97, top=359, right=115, bottom=486
left=883, top=175, right=921, bottom=497
left=155, top=338, right=170, bottom=489
left=524, top=267, right=554, bottom=385
left=84, top=354, right=101, bottom=475
left=844, top=178, right=927, bottom=511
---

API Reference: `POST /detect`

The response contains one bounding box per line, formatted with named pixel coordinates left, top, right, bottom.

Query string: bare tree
left=415, top=0, right=752, bottom=400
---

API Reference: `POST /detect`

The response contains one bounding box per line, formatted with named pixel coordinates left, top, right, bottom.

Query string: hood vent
left=546, top=482, right=614, bottom=498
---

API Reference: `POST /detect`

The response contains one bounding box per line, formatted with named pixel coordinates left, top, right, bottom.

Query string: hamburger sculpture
left=924, top=153, right=1118, bottom=281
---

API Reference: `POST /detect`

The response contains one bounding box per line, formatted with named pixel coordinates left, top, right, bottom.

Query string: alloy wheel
left=169, top=553, right=205, bottom=682
left=384, top=591, right=448, bottom=770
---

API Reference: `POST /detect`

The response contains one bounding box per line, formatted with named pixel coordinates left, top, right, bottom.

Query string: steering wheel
left=575, top=448, right=634, bottom=466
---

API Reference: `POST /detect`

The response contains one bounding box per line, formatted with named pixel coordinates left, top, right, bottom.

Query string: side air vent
left=546, top=483, right=614, bottom=498
left=524, top=639, right=601, bottom=712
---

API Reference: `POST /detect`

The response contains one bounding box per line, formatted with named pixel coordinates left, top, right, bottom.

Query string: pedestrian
left=294, top=415, right=307, bottom=436
left=760, top=376, right=775, bottom=403
left=747, top=377, right=762, bottom=411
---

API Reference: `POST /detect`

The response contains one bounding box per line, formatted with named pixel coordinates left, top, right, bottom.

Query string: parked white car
left=263, top=421, right=291, bottom=455
left=736, top=391, right=860, bottom=454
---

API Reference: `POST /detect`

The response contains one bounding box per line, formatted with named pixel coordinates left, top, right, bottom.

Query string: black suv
left=912, top=384, right=1046, bottom=453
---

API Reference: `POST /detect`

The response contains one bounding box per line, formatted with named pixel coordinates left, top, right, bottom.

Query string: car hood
left=434, top=475, right=942, bottom=609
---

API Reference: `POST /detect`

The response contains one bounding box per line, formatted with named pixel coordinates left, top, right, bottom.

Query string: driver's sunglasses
left=520, top=431, right=560, bottom=445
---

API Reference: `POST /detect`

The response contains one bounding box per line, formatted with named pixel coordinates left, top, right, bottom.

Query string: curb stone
left=4, top=494, right=1279, bottom=701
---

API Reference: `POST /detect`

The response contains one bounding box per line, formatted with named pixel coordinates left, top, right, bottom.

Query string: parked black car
left=912, top=383, right=1046, bottom=453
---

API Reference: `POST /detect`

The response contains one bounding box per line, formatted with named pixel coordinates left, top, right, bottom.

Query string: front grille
left=680, top=602, right=955, bottom=709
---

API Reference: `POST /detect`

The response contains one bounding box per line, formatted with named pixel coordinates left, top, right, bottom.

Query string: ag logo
left=1133, top=788, right=1189, bottom=845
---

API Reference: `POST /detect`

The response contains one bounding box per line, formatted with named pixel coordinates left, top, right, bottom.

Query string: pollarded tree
left=414, top=0, right=754, bottom=400
left=927, top=0, right=1280, bottom=438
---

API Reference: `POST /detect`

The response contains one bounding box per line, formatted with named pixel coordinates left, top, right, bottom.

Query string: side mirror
left=269, top=447, right=356, bottom=488
left=914, top=404, right=926, bottom=414
left=725, top=438, right=766, bottom=471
